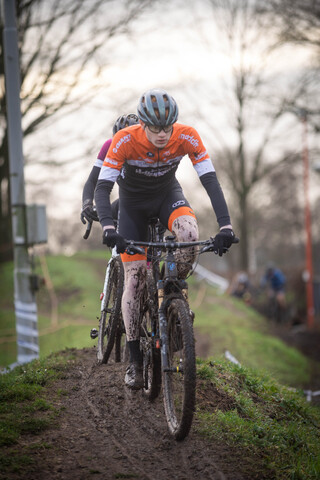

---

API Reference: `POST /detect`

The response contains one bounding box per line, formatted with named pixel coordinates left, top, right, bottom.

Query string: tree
left=187, top=0, right=316, bottom=271
left=0, top=0, right=153, bottom=261
left=258, top=0, right=320, bottom=131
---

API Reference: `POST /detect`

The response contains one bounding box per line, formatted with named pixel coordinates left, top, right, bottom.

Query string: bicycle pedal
left=90, top=328, right=98, bottom=339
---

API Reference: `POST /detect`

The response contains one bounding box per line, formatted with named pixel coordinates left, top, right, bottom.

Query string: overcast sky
left=21, top=0, right=318, bottom=245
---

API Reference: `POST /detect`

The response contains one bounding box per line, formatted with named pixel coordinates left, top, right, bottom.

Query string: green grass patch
left=190, top=280, right=311, bottom=387
left=196, top=358, right=320, bottom=480
left=0, top=452, right=34, bottom=474
left=1, top=252, right=317, bottom=394
left=39, top=324, right=98, bottom=358
left=0, top=350, right=75, bottom=450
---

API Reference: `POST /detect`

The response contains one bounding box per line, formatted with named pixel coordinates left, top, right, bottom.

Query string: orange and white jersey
left=99, top=123, right=215, bottom=193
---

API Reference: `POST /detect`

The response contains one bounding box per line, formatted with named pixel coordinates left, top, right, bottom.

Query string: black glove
left=214, top=228, right=235, bottom=256
left=81, top=199, right=99, bottom=224
left=103, top=229, right=127, bottom=254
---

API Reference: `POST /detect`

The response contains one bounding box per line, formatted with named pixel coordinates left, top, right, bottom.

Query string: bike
left=85, top=218, right=238, bottom=440
left=126, top=231, right=238, bottom=440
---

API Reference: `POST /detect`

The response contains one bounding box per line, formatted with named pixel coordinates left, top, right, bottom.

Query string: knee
left=172, top=215, right=199, bottom=242
left=123, top=261, right=146, bottom=293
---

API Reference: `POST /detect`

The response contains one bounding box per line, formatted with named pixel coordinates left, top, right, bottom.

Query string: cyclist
left=95, top=88, right=235, bottom=389
left=261, top=262, right=287, bottom=320
left=80, top=113, right=139, bottom=225
left=229, top=271, right=252, bottom=305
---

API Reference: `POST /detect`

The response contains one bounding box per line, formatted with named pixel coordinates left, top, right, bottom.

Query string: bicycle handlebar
left=83, top=220, right=240, bottom=255
left=125, top=236, right=239, bottom=256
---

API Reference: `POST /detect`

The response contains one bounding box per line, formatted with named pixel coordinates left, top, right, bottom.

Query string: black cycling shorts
left=117, top=179, right=195, bottom=242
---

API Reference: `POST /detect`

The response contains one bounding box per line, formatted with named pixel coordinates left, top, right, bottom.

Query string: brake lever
left=83, top=221, right=93, bottom=240
left=126, top=245, right=145, bottom=256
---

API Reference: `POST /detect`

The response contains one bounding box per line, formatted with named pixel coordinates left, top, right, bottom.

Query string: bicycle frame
left=100, top=246, right=119, bottom=312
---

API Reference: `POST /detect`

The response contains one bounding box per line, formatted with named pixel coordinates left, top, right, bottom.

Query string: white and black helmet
left=112, top=113, right=139, bottom=135
left=137, top=89, right=179, bottom=127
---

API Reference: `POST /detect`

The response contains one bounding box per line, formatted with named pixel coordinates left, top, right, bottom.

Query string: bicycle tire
left=141, top=308, right=161, bottom=400
left=162, top=298, right=196, bottom=440
left=140, top=270, right=161, bottom=400
left=97, top=256, right=124, bottom=364
left=114, top=319, right=127, bottom=363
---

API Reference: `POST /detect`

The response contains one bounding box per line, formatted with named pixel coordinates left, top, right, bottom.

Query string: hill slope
left=1, top=251, right=317, bottom=394
left=1, top=348, right=319, bottom=480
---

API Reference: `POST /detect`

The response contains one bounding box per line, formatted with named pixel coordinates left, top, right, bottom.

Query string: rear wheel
left=97, top=257, right=124, bottom=364
left=162, top=298, right=196, bottom=440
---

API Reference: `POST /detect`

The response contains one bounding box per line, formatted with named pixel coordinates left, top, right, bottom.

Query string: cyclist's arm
left=183, top=126, right=232, bottom=229
left=94, top=136, right=125, bottom=229
left=95, top=178, right=116, bottom=229
left=82, top=166, right=100, bottom=203
left=199, top=171, right=231, bottom=229
left=82, top=139, right=112, bottom=203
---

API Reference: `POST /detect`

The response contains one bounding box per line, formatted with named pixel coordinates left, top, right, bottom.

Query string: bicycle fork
left=158, top=280, right=169, bottom=372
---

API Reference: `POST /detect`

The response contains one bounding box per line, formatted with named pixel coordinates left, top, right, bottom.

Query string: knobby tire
left=141, top=269, right=161, bottom=400
left=162, top=298, right=196, bottom=440
left=97, top=257, right=123, bottom=364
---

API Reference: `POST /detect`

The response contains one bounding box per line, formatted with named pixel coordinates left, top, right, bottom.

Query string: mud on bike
left=85, top=219, right=238, bottom=440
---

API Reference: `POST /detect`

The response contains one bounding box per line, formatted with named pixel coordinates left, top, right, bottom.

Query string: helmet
left=137, top=88, right=178, bottom=127
left=112, top=113, right=139, bottom=135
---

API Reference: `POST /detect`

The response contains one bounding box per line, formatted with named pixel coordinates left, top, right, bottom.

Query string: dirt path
left=8, top=347, right=261, bottom=480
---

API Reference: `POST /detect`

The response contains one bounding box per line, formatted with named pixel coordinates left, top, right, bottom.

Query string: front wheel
left=97, top=257, right=123, bottom=364
left=162, top=298, right=196, bottom=441
left=140, top=309, right=161, bottom=401
left=140, top=273, right=161, bottom=401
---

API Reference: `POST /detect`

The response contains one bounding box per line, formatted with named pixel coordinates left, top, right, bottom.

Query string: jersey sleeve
left=181, top=126, right=231, bottom=228
left=182, top=126, right=215, bottom=177
left=98, top=130, right=132, bottom=183
left=95, top=138, right=112, bottom=167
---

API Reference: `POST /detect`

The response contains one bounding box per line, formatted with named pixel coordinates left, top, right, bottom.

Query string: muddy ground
left=3, top=346, right=273, bottom=480
left=2, top=321, right=319, bottom=480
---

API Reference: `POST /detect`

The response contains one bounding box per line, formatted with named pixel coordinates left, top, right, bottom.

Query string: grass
left=0, top=347, right=318, bottom=479
left=189, top=278, right=311, bottom=387
left=0, top=350, right=76, bottom=475
left=0, top=250, right=317, bottom=390
left=0, top=251, right=106, bottom=367
left=195, top=358, right=320, bottom=480
left=0, top=348, right=79, bottom=477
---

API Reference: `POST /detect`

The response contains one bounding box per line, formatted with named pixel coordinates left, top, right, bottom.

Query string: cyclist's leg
left=118, top=199, right=148, bottom=343
left=170, top=211, right=198, bottom=273
left=159, top=183, right=199, bottom=279
left=120, top=258, right=147, bottom=342
left=275, top=289, right=287, bottom=323
left=118, top=195, right=149, bottom=388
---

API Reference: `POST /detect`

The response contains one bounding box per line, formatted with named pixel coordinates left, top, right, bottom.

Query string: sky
left=20, top=0, right=319, bottom=253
